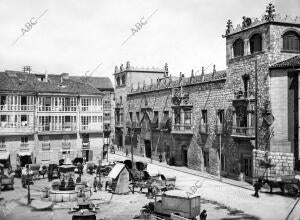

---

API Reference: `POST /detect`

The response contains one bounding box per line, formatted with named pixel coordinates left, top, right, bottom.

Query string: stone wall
left=253, top=149, right=294, bottom=180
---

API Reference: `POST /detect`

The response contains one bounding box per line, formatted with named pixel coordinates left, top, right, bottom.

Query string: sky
left=0, top=0, right=299, bottom=84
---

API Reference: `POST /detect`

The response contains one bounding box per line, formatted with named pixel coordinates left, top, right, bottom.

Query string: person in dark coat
left=254, top=179, right=262, bottom=198
left=93, top=177, right=99, bottom=192
left=159, top=153, right=163, bottom=162
left=200, top=209, right=207, bottom=220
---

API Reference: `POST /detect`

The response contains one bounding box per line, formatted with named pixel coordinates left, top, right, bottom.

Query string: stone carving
left=225, top=19, right=233, bottom=35
left=242, top=16, right=252, bottom=29
left=264, top=3, right=275, bottom=21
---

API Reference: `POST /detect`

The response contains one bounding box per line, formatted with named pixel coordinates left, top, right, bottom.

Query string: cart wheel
left=285, top=184, right=299, bottom=196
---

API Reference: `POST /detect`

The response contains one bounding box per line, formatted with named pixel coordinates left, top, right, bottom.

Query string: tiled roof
left=71, top=76, right=114, bottom=91
left=270, top=55, right=300, bottom=69
left=0, top=71, right=102, bottom=95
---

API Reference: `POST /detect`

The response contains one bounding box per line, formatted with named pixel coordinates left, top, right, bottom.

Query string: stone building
left=0, top=70, right=113, bottom=168
left=113, top=62, right=168, bottom=150
left=114, top=4, right=300, bottom=182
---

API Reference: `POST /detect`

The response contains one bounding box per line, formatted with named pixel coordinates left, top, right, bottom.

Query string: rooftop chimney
left=60, top=73, right=69, bottom=83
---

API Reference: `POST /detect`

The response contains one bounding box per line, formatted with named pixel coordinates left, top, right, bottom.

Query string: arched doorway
left=145, top=140, right=152, bottom=158
left=182, top=145, right=188, bottom=166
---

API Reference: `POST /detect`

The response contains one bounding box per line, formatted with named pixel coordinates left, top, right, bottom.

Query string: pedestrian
left=159, top=153, right=162, bottom=163
left=126, top=148, right=129, bottom=157
left=200, top=209, right=207, bottom=220
left=93, top=177, right=98, bottom=192
left=253, top=179, right=262, bottom=198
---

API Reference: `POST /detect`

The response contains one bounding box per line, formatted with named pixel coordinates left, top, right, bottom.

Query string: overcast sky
left=0, top=0, right=299, bottom=83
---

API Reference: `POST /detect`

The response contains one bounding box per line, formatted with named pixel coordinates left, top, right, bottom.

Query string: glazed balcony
left=0, top=122, right=34, bottom=134
left=231, top=126, right=255, bottom=139
left=0, top=105, right=34, bottom=111
left=171, top=124, right=193, bottom=134
left=38, top=106, right=77, bottom=112
left=38, top=123, right=77, bottom=133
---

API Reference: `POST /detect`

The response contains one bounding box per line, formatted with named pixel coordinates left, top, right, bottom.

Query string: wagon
left=261, top=174, right=300, bottom=196
left=0, top=163, right=14, bottom=190
left=141, top=190, right=201, bottom=219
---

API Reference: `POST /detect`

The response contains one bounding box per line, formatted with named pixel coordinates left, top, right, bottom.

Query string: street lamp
left=26, top=166, right=31, bottom=205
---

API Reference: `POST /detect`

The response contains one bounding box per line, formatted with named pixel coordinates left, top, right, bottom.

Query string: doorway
left=144, top=140, right=151, bottom=158
left=182, top=145, right=188, bottom=166
left=242, top=154, right=252, bottom=182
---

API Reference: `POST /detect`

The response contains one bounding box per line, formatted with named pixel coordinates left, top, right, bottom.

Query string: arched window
left=116, top=76, right=120, bottom=86
left=250, top=33, right=262, bottom=54
left=233, top=39, right=244, bottom=57
left=282, top=31, right=300, bottom=52
left=121, top=75, right=126, bottom=85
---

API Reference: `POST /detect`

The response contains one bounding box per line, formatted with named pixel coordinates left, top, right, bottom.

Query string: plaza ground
left=0, top=151, right=299, bottom=220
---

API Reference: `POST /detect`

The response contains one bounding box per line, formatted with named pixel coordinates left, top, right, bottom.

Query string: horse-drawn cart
left=262, top=174, right=300, bottom=196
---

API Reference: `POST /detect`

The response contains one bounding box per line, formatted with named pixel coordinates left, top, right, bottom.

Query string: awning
left=18, top=151, right=32, bottom=156
left=0, top=151, right=10, bottom=160
left=108, top=163, right=125, bottom=179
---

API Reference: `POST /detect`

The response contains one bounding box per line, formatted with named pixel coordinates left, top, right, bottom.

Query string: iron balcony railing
left=20, top=143, right=30, bottom=150
left=172, top=124, right=193, bottom=133
left=80, top=124, right=103, bottom=131
left=232, top=126, right=255, bottom=138
left=0, top=105, right=34, bottom=111
left=215, top=124, right=224, bottom=134
left=200, top=123, right=208, bottom=134
left=233, top=91, right=255, bottom=100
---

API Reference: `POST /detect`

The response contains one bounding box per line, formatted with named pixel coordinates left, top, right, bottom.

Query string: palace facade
left=114, top=4, right=300, bottom=182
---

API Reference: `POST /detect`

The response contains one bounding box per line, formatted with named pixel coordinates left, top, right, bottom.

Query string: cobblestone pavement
left=0, top=154, right=299, bottom=220
left=110, top=151, right=300, bottom=220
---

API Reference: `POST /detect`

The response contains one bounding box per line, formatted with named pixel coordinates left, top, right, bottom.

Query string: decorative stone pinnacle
left=126, top=61, right=130, bottom=69
left=226, top=19, right=233, bottom=35
left=201, top=67, right=204, bottom=74
left=191, top=69, right=194, bottom=77
left=264, top=3, right=275, bottom=21
left=213, top=65, right=216, bottom=74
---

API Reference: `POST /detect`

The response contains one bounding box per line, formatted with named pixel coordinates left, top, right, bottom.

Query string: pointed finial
left=191, top=69, right=194, bottom=78
left=201, top=66, right=204, bottom=75
left=126, top=61, right=130, bottom=69
left=226, top=19, right=233, bottom=35
left=213, top=65, right=216, bottom=74
left=264, top=3, right=275, bottom=21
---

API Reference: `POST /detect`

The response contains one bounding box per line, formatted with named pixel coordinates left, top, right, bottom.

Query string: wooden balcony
left=38, top=106, right=77, bottom=112
left=200, top=123, right=208, bottom=134
left=38, top=123, right=77, bottom=133
left=0, top=122, right=34, bottom=135
left=231, top=126, right=255, bottom=139
left=171, top=124, right=193, bottom=134
left=0, top=105, right=34, bottom=111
